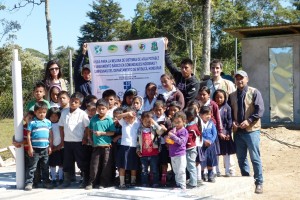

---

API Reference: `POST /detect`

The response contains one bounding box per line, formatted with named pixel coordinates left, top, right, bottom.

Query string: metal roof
left=223, top=23, right=300, bottom=38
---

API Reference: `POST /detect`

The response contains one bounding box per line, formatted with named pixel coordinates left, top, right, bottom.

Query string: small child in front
left=85, top=99, right=116, bottom=190
left=116, top=107, right=140, bottom=189
left=58, top=92, right=90, bottom=188
left=167, top=111, right=188, bottom=190
left=136, top=111, right=163, bottom=187
left=24, top=101, right=53, bottom=191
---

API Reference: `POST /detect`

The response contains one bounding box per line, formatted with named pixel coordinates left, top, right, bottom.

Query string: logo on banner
left=151, top=42, right=158, bottom=51
left=99, top=85, right=110, bottom=90
left=94, top=45, right=102, bottom=55
left=123, top=81, right=131, bottom=90
left=138, top=43, right=146, bottom=51
left=108, top=45, right=118, bottom=53
left=124, top=44, right=132, bottom=52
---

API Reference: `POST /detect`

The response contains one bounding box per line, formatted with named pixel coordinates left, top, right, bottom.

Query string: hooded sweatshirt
left=165, top=51, right=200, bottom=107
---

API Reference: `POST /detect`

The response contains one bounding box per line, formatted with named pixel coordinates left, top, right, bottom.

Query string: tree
left=10, top=0, right=53, bottom=60
left=202, top=0, right=211, bottom=76
left=0, top=4, right=21, bottom=42
left=53, top=46, right=74, bottom=81
left=77, top=0, right=131, bottom=46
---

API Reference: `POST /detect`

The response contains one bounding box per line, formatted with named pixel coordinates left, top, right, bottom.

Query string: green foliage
left=53, top=46, right=74, bottom=81
left=78, top=0, right=131, bottom=45
left=0, top=119, right=14, bottom=149
left=0, top=4, right=21, bottom=43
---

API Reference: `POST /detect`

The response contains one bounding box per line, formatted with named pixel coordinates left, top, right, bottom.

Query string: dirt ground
left=247, top=127, right=300, bottom=199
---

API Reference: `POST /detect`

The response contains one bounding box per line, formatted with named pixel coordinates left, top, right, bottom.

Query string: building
left=224, top=23, right=300, bottom=127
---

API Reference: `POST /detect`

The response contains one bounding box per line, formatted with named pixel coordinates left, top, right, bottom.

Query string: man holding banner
left=164, top=38, right=200, bottom=107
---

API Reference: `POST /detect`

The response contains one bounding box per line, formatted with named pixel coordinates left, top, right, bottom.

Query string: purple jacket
left=168, top=127, right=188, bottom=157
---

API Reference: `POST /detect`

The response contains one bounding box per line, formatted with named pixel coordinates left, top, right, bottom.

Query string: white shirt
left=118, top=118, right=140, bottom=147
left=58, top=108, right=90, bottom=142
left=206, top=78, right=236, bottom=98
left=143, top=97, right=157, bottom=111
left=160, top=86, right=176, bottom=101
left=153, top=114, right=167, bottom=144
left=50, top=101, right=60, bottom=108
left=106, top=106, right=117, bottom=119
left=52, top=122, right=61, bottom=146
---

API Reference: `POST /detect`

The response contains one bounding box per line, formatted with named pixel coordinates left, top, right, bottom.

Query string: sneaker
left=152, top=184, right=159, bottom=188
left=141, top=184, right=149, bottom=187
left=118, top=184, right=127, bottom=190
left=197, top=180, right=204, bottom=187
left=24, top=183, right=33, bottom=191
left=51, top=180, right=57, bottom=187
left=216, top=172, right=221, bottom=177
left=255, top=185, right=263, bottom=194
left=85, top=184, right=93, bottom=190
left=58, top=179, right=64, bottom=185
left=43, top=181, right=54, bottom=189
left=202, top=173, right=208, bottom=182
left=186, top=184, right=196, bottom=189
left=208, top=176, right=216, bottom=183
left=225, top=173, right=231, bottom=177
left=97, top=185, right=104, bottom=189
left=129, top=182, right=136, bottom=187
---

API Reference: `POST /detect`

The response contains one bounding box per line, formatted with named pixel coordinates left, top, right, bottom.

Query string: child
left=26, top=82, right=50, bottom=112
left=157, top=74, right=185, bottom=110
left=185, top=107, right=202, bottom=188
left=86, top=102, right=97, bottom=119
left=102, top=89, right=118, bottom=118
left=121, top=88, right=138, bottom=108
left=115, top=95, right=121, bottom=107
left=167, top=101, right=182, bottom=120
left=82, top=94, right=97, bottom=110
left=213, top=89, right=236, bottom=177
left=197, top=86, right=222, bottom=178
left=143, top=82, right=157, bottom=111
left=58, top=91, right=70, bottom=110
left=58, top=92, right=90, bottom=188
left=49, top=85, right=61, bottom=108
left=167, top=111, right=188, bottom=190
left=112, top=107, right=124, bottom=181
left=152, top=100, right=172, bottom=186
left=136, top=111, right=163, bottom=187
left=199, top=106, right=217, bottom=182
left=24, top=101, right=53, bottom=191
left=85, top=99, right=116, bottom=190
left=116, top=107, right=140, bottom=189
left=132, top=96, right=143, bottom=118
left=47, top=107, right=64, bottom=187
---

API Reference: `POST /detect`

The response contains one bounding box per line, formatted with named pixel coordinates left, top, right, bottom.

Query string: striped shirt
left=27, top=117, right=52, bottom=148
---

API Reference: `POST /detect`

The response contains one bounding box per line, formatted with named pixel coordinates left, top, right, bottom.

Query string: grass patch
left=0, top=118, right=15, bottom=160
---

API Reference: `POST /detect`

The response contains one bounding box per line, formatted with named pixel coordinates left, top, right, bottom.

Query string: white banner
left=87, top=38, right=165, bottom=99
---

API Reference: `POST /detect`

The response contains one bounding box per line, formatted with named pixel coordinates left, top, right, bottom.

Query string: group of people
left=12, top=38, right=265, bottom=194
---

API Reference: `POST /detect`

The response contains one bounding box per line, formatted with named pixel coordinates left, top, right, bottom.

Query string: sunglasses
left=49, top=67, right=59, bottom=71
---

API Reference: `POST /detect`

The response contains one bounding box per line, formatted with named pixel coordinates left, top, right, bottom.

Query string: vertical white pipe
left=235, top=38, right=238, bottom=72
left=69, top=49, right=73, bottom=94
left=12, top=49, right=24, bottom=189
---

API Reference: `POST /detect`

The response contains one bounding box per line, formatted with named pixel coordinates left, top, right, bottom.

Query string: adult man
left=201, top=59, right=236, bottom=177
left=164, top=38, right=200, bottom=107
left=201, top=59, right=236, bottom=98
left=228, top=70, right=264, bottom=194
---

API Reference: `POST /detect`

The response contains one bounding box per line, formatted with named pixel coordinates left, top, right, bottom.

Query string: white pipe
left=12, top=49, right=24, bottom=189
left=69, top=49, right=73, bottom=94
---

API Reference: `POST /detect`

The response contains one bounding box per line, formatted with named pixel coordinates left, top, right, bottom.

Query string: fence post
left=12, top=49, right=24, bottom=189
left=69, top=49, right=73, bottom=94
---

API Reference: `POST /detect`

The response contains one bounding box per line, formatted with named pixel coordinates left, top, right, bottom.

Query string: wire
left=261, top=130, right=300, bottom=149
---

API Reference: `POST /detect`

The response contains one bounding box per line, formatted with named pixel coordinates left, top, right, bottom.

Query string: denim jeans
left=234, top=130, right=263, bottom=185
left=25, top=148, right=50, bottom=184
left=186, top=147, right=197, bottom=186
left=140, top=156, right=159, bottom=185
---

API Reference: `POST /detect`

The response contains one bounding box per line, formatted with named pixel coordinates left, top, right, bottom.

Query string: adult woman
left=43, top=60, right=69, bottom=100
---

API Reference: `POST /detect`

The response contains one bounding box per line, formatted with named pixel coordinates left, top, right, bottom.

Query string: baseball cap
left=235, top=70, right=248, bottom=77
left=82, top=64, right=90, bottom=71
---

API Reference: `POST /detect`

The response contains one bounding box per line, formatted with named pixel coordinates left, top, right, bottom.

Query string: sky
left=0, top=0, right=140, bottom=54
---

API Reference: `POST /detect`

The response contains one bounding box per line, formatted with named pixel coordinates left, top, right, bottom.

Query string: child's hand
left=28, top=147, right=34, bottom=157
left=160, top=124, right=167, bottom=132
left=164, top=37, right=168, bottom=50
left=204, top=140, right=211, bottom=147
left=232, top=121, right=239, bottom=132
left=219, top=133, right=226, bottom=140
left=225, top=135, right=231, bottom=141
left=48, top=147, right=52, bottom=155
left=94, top=131, right=104, bottom=136
left=136, top=151, right=142, bottom=157
left=128, top=111, right=136, bottom=117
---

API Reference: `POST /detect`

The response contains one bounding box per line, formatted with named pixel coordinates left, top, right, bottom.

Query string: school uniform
left=116, top=118, right=140, bottom=170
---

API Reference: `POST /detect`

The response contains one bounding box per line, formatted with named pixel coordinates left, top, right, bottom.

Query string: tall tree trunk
left=45, top=0, right=53, bottom=60
left=202, top=0, right=211, bottom=77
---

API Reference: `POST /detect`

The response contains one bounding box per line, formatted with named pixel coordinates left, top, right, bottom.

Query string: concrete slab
left=0, top=165, right=254, bottom=200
